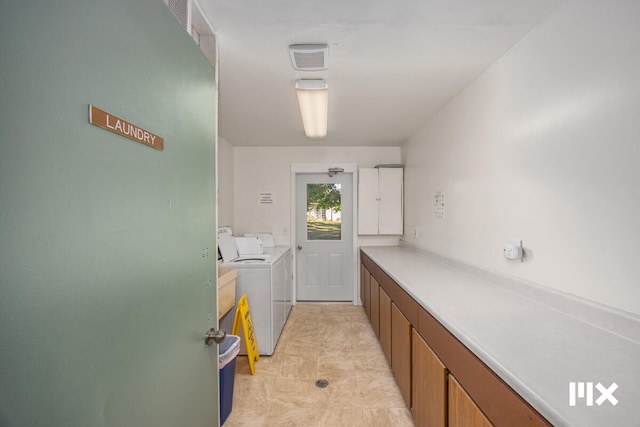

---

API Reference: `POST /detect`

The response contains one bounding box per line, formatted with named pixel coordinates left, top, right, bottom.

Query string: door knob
left=204, top=328, right=226, bottom=346
left=297, top=245, right=302, bottom=250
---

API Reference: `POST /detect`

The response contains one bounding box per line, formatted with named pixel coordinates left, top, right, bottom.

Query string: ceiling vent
left=288, top=44, right=328, bottom=71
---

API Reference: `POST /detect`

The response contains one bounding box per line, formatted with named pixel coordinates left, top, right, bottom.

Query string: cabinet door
left=363, top=268, right=371, bottom=316
left=449, top=375, right=493, bottom=427
left=360, top=263, right=365, bottom=306
left=391, top=302, right=412, bottom=407
left=369, top=276, right=380, bottom=337
left=379, top=287, right=392, bottom=365
left=378, top=168, right=403, bottom=235
left=358, top=168, right=379, bottom=234
left=412, top=330, right=447, bottom=427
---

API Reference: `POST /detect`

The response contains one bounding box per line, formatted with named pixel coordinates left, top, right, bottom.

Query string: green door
left=0, top=1, right=219, bottom=426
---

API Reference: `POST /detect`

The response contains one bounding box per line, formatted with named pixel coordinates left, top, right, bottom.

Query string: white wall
left=231, top=146, right=401, bottom=247
left=402, top=0, right=640, bottom=315
left=217, top=137, right=235, bottom=227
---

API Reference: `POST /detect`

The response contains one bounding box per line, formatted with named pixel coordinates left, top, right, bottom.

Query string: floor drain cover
left=315, top=379, right=329, bottom=388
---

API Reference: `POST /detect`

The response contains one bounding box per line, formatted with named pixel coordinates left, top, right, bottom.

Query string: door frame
left=290, top=163, right=358, bottom=305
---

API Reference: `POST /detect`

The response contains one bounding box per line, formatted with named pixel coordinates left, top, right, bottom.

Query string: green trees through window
left=307, top=183, right=342, bottom=240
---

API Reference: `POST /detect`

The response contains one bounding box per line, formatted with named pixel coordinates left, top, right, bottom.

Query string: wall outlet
left=414, top=227, right=419, bottom=238
left=504, top=239, right=523, bottom=262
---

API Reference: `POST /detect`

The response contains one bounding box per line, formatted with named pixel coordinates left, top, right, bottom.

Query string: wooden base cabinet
left=369, top=276, right=380, bottom=337
left=362, top=267, right=371, bottom=316
left=449, top=375, right=493, bottom=427
left=391, top=303, right=412, bottom=407
left=360, top=264, right=365, bottom=309
left=379, top=287, right=392, bottom=365
left=412, top=329, right=447, bottom=427
left=360, top=251, right=551, bottom=427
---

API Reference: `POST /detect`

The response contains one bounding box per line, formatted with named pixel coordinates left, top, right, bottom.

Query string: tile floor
left=223, top=304, right=415, bottom=427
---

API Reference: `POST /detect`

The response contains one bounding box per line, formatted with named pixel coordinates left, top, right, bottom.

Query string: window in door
left=306, top=183, right=342, bottom=241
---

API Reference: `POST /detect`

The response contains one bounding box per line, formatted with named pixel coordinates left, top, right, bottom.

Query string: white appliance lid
left=235, top=237, right=264, bottom=255
left=244, top=232, right=275, bottom=248
left=218, top=234, right=239, bottom=263
left=217, top=226, right=233, bottom=237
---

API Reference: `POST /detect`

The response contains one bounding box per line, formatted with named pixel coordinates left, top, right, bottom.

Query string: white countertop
left=361, top=245, right=640, bottom=427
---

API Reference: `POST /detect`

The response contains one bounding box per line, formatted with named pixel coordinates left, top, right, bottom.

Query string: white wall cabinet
left=358, top=167, right=403, bottom=235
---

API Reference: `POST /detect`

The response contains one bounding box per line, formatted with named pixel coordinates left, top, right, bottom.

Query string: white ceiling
left=200, top=0, right=563, bottom=147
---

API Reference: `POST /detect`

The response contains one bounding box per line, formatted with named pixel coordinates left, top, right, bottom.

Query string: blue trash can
left=219, top=334, right=240, bottom=425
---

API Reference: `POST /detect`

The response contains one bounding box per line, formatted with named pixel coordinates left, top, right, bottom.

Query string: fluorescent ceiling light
left=295, top=80, right=328, bottom=139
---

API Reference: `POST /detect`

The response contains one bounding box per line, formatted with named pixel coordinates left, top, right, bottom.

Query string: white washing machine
left=218, top=237, right=292, bottom=356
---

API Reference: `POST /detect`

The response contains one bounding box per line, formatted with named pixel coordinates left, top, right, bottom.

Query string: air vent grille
left=289, top=44, right=328, bottom=71
left=293, top=51, right=324, bottom=69
left=164, top=0, right=217, bottom=68
left=165, top=0, right=189, bottom=30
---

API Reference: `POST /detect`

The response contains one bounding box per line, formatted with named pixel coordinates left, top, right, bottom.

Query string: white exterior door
left=296, top=172, right=353, bottom=301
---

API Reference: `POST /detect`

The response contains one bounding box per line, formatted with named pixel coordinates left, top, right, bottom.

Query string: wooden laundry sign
left=89, top=105, right=164, bottom=151
left=232, top=294, right=260, bottom=374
